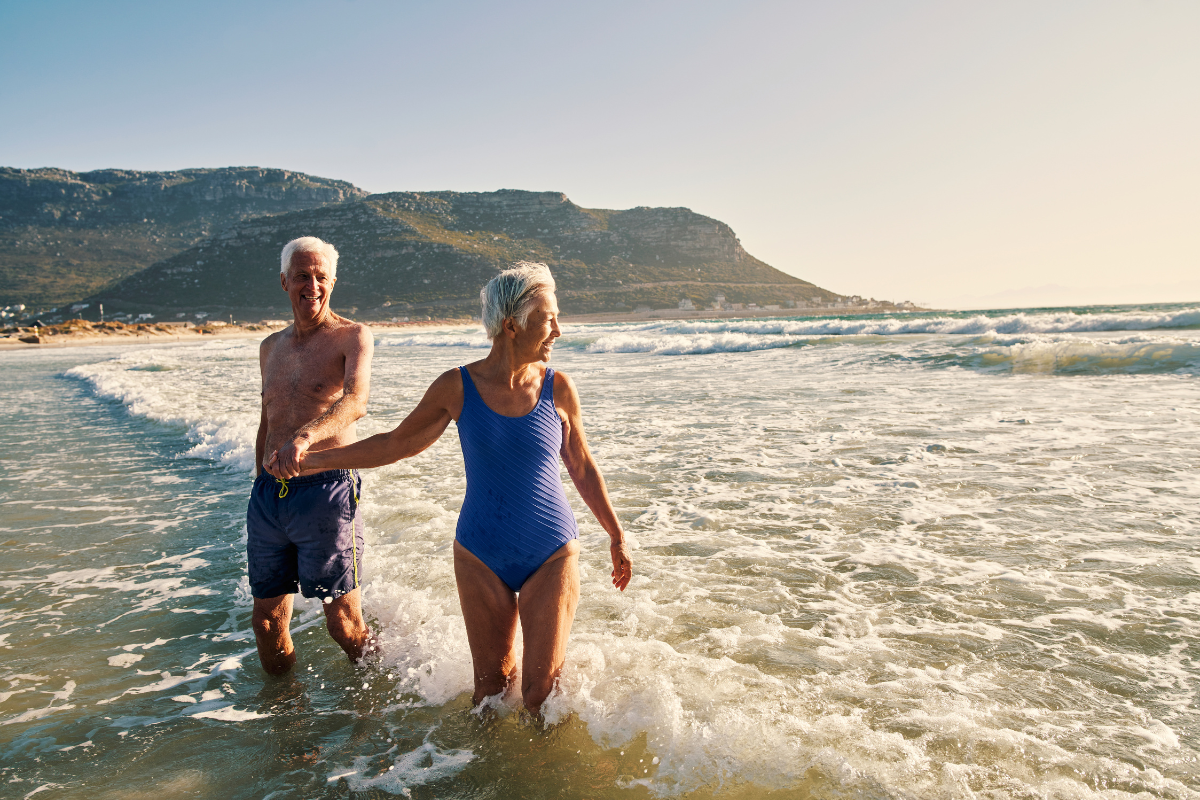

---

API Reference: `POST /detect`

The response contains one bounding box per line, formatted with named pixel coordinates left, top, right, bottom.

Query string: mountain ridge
left=0, top=166, right=877, bottom=321
left=0, top=166, right=365, bottom=307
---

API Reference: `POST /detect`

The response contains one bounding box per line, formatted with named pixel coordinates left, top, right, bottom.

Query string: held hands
left=610, top=539, right=633, bottom=591
left=263, top=436, right=310, bottom=480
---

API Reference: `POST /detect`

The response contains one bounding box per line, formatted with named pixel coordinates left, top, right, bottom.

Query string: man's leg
left=324, top=587, right=370, bottom=663
left=453, top=541, right=520, bottom=704
left=252, top=594, right=296, bottom=675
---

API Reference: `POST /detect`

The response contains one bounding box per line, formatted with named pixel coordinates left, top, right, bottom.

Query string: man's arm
left=255, top=403, right=268, bottom=478
left=254, top=336, right=273, bottom=477
left=273, top=324, right=374, bottom=476
left=555, top=370, right=632, bottom=592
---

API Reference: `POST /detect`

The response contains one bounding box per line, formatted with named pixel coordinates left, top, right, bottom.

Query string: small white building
left=678, top=298, right=695, bottom=310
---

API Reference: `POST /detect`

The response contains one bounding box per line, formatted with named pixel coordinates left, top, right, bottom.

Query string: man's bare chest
left=264, top=347, right=345, bottom=403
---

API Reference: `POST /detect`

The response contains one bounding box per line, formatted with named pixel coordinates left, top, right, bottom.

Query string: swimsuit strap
left=459, top=365, right=554, bottom=414
left=458, top=365, right=481, bottom=405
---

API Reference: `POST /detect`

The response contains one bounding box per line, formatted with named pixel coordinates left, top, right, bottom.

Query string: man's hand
left=610, top=539, right=633, bottom=592
left=262, top=450, right=280, bottom=478
left=270, top=436, right=310, bottom=479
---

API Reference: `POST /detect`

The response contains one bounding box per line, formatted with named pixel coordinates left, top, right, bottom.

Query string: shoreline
left=0, top=305, right=929, bottom=351
left=0, top=319, right=474, bottom=351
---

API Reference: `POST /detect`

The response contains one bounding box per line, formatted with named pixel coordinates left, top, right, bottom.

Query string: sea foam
left=66, top=343, right=260, bottom=473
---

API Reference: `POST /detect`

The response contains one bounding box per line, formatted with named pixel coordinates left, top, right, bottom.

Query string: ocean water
left=2, top=302, right=1199, bottom=799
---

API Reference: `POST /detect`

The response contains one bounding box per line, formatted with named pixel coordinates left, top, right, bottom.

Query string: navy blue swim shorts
left=246, top=469, right=364, bottom=600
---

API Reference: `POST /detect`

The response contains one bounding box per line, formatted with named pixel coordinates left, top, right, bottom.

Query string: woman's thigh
left=453, top=541, right=519, bottom=676
left=518, top=542, right=581, bottom=681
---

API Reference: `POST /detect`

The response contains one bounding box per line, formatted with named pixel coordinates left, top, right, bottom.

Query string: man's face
left=281, top=251, right=336, bottom=321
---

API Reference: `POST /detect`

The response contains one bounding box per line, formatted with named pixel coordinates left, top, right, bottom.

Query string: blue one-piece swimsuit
left=455, top=366, right=579, bottom=591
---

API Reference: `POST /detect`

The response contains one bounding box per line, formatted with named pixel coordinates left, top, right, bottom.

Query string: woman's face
left=514, top=292, right=561, bottom=362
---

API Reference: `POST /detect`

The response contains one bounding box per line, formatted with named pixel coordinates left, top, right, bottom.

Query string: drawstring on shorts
left=351, top=470, right=360, bottom=588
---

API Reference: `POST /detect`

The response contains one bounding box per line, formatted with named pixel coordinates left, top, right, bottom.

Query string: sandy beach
left=0, top=318, right=478, bottom=350
left=0, top=305, right=918, bottom=351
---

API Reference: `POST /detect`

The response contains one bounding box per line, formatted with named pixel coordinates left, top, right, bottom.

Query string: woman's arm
left=265, top=368, right=461, bottom=478
left=555, top=370, right=633, bottom=591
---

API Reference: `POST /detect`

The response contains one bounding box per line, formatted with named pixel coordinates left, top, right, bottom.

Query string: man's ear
left=280, top=272, right=288, bottom=291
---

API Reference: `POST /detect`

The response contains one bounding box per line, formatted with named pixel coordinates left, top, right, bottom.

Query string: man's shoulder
left=335, top=318, right=373, bottom=351
left=260, top=327, right=289, bottom=352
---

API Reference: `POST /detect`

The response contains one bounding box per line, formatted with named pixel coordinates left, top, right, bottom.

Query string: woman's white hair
left=280, top=236, right=339, bottom=278
left=480, top=261, right=557, bottom=338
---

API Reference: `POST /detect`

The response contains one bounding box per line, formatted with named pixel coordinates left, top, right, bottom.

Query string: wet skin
left=253, top=250, right=374, bottom=674
left=290, top=292, right=633, bottom=713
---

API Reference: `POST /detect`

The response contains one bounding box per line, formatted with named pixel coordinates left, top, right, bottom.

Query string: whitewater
left=2, top=303, right=1198, bottom=799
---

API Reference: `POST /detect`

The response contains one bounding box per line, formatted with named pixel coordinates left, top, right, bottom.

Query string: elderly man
left=247, top=236, right=374, bottom=674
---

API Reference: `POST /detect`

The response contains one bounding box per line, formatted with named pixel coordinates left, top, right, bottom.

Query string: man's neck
left=292, top=308, right=336, bottom=339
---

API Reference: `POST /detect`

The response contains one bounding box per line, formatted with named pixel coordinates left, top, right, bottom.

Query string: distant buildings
left=678, top=298, right=695, bottom=310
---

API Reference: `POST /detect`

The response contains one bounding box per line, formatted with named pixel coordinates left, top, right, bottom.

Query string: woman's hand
left=611, top=539, right=632, bottom=591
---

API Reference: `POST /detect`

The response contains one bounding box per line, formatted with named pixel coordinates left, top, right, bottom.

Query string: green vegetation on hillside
left=0, top=167, right=364, bottom=307
left=1, top=168, right=859, bottom=320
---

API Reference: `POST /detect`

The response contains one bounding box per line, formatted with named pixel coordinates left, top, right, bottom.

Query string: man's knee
left=252, top=602, right=291, bottom=639
left=324, top=599, right=366, bottom=641
left=326, top=613, right=365, bottom=642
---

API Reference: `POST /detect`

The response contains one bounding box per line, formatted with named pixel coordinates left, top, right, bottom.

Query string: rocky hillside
left=0, top=167, right=365, bottom=306
left=92, top=189, right=838, bottom=319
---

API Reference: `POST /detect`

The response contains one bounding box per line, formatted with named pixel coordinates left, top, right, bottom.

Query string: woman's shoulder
left=428, top=365, right=467, bottom=398
left=550, top=367, right=580, bottom=406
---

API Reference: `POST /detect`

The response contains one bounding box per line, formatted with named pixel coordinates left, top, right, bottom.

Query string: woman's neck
left=480, top=342, right=541, bottom=388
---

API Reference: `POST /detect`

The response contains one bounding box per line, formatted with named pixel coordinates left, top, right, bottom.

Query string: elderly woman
left=267, top=261, right=632, bottom=714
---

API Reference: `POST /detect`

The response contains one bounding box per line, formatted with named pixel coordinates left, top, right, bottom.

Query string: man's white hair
left=280, top=236, right=339, bottom=278
left=480, top=261, right=557, bottom=338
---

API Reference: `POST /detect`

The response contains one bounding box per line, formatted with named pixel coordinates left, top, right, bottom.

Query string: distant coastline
left=0, top=317, right=472, bottom=350
left=0, top=304, right=932, bottom=350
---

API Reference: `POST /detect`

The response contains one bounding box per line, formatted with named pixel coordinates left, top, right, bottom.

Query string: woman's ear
left=503, top=316, right=518, bottom=338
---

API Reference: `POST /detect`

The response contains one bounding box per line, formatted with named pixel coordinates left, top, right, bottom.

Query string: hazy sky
left=3, top=1, right=1197, bottom=308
